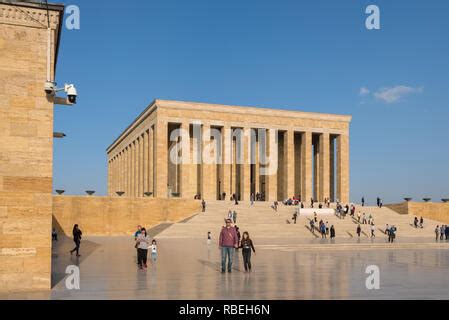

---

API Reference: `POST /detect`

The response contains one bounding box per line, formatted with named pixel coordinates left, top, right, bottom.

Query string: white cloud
left=373, top=85, right=423, bottom=103
left=359, top=87, right=370, bottom=96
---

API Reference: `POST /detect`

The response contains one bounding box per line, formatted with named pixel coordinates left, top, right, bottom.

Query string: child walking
left=151, top=239, right=157, bottom=263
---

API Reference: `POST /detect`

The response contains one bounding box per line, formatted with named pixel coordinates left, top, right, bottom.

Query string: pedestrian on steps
left=356, top=224, right=361, bottom=238
left=202, top=199, right=206, bottom=212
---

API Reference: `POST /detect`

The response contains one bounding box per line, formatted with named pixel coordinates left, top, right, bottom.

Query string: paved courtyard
left=2, top=235, right=449, bottom=300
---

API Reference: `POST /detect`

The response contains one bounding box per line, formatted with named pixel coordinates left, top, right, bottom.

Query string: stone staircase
left=157, top=201, right=442, bottom=239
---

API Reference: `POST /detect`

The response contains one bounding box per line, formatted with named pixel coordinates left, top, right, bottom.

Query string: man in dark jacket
left=219, top=219, right=238, bottom=273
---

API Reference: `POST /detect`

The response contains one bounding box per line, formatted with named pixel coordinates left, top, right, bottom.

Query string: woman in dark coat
left=330, top=225, right=336, bottom=239
left=70, top=224, right=82, bottom=257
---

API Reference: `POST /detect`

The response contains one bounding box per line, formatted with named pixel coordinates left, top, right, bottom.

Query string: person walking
left=362, top=213, right=367, bottom=224
left=240, top=231, right=256, bottom=272
left=310, top=219, right=315, bottom=234
left=376, top=197, right=380, bottom=207
left=250, top=193, right=254, bottom=206
left=70, top=224, right=82, bottom=257
left=292, top=210, right=298, bottom=224
left=320, top=223, right=326, bottom=239
left=419, top=217, right=424, bottom=228
left=52, top=228, right=58, bottom=241
left=440, top=225, right=445, bottom=240
left=235, top=226, right=241, bottom=248
left=361, top=196, right=365, bottom=207
left=414, top=217, right=418, bottom=228
left=389, top=226, right=397, bottom=243
left=385, top=224, right=390, bottom=238
left=150, top=239, right=157, bottom=263
left=207, top=231, right=212, bottom=245
left=202, top=199, right=206, bottom=212
left=232, top=210, right=237, bottom=224
left=134, top=225, right=142, bottom=264
left=435, top=225, right=440, bottom=241
left=370, top=223, right=375, bottom=238
left=330, top=225, right=336, bottom=239
left=314, top=212, right=318, bottom=223
left=219, top=219, right=239, bottom=273
left=136, top=227, right=150, bottom=270
left=356, top=224, right=361, bottom=238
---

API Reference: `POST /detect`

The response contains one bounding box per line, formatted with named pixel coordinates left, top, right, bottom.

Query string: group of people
left=309, top=214, right=336, bottom=239
left=385, top=224, right=397, bottom=242
left=226, top=209, right=238, bottom=223
left=134, top=225, right=157, bottom=270
left=218, top=217, right=256, bottom=273
left=414, top=216, right=424, bottom=228
left=435, top=225, right=449, bottom=241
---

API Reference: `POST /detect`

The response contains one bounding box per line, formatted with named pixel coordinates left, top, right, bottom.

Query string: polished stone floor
left=2, top=235, right=449, bottom=300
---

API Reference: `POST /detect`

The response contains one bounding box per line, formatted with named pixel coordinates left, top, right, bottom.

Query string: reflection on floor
left=2, top=235, right=449, bottom=300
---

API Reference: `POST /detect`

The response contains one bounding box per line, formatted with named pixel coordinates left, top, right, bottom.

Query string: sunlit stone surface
left=2, top=236, right=449, bottom=299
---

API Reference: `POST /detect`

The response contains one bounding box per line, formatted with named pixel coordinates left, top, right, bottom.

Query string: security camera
left=44, top=81, right=55, bottom=95
left=65, top=84, right=77, bottom=104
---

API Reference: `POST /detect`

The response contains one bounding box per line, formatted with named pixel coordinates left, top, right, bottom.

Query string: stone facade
left=0, top=1, right=63, bottom=291
left=107, top=100, right=351, bottom=203
left=53, top=196, right=201, bottom=236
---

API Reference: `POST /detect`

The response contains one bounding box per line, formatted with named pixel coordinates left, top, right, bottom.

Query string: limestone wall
left=387, top=201, right=449, bottom=224
left=0, top=3, right=62, bottom=292
left=52, top=196, right=201, bottom=236
left=385, top=202, right=409, bottom=215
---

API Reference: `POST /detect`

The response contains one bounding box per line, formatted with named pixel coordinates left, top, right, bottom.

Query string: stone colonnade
left=108, top=121, right=349, bottom=203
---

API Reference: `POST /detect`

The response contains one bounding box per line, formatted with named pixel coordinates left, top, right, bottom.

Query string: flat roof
left=107, top=99, right=352, bottom=153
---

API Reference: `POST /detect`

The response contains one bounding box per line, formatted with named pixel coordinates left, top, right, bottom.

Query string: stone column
left=337, top=134, right=349, bottom=204
left=221, top=125, right=232, bottom=200
left=254, top=129, right=260, bottom=195
left=202, top=123, right=216, bottom=200
left=143, top=131, right=148, bottom=194
left=285, top=130, right=295, bottom=199
left=140, top=134, right=145, bottom=197
left=266, top=128, right=278, bottom=201
left=313, top=136, right=319, bottom=201
left=181, top=122, right=194, bottom=199
left=127, top=145, right=131, bottom=196
left=112, top=157, right=116, bottom=194
left=149, top=126, right=154, bottom=195
left=301, top=131, right=312, bottom=203
left=155, top=120, right=168, bottom=198
left=319, top=133, right=330, bottom=202
left=130, top=142, right=134, bottom=197
left=110, top=158, right=114, bottom=194
left=231, top=129, right=236, bottom=197
left=241, top=127, right=251, bottom=201
left=119, top=150, right=124, bottom=191
left=330, top=137, right=335, bottom=202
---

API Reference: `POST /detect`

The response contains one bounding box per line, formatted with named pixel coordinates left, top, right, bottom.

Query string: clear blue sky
left=53, top=0, right=449, bottom=204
